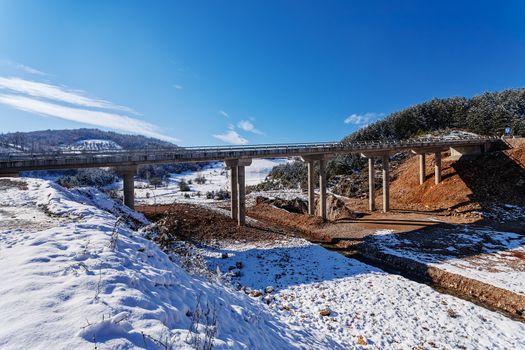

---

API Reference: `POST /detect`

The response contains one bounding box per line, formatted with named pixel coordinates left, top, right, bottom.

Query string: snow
left=370, top=226, right=525, bottom=296
left=62, top=139, right=123, bottom=151
left=1, top=177, right=524, bottom=349
left=134, top=158, right=290, bottom=205
left=202, top=239, right=525, bottom=349
left=0, top=178, right=315, bottom=349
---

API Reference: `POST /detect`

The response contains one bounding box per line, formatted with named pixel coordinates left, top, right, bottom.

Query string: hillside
left=385, top=138, right=525, bottom=215
left=0, top=128, right=177, bottom=152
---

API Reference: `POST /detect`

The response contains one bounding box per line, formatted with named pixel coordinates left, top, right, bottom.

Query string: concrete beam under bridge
left=225, top=158, right=252, bottom=226
left=301, top=154, right=332, bottom=220
left=361, top=152, right=394, bottom=213
left=434, top=151, right=442, bottom=184
left=115, top=165, right=137, bottom=210
left=382, top=155, right=390, bottom=212
left=450, top=145, right=483, bottom=160
left=368, top=157, right=375, bottom=211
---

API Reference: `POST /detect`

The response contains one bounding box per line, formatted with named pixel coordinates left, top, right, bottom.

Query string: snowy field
left=370, top=227, right=525, bottom=296
left=1, top=178, right=524, bottom=349
left=201, top=239, right=525, bottom=349
left=133, top=158, right=291, bottom=205
left=0, top=178, right=318, bottom=349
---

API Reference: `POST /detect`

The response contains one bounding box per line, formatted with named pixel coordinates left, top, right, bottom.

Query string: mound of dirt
left=382, top=138, right=525, bottom=214
left=137, top=203, right=285, bottom=243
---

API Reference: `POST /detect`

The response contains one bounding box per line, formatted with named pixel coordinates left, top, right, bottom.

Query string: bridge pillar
left=382, top=155, right=390, bottom=212
left=319, top=159, right=327, bottom=220
left=434, top=152, right=442, bottom=184
left=419, top=153, right=426, bottom=185
left=237, top=165, right=246, bottom=226
left=226, top=158, right=251, bottom=226
left=230, top=166, right=239, bottom=221
left=368, top=157, right=375, bottom=211
left=116, top=165, right=137, bottom=210
left=307, top=161, right=315, bottom=215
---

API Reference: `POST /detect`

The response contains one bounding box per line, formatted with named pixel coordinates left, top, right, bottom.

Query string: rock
left=315, top=194, right=359, bottom=220
left=221, top=252, right=228, bottom=259
left=272, top=198, right=308, bottom=214
left=319, top=308, right=331, bottom=316
left=235, top=261, right=243, bottom=269
left=256, top=196, right=308, bottom=214
left=250, top=290, right=263, bottom=297
left=231, top=268, right=241, bottom=277
left=264, top=286, right=275, bottom=294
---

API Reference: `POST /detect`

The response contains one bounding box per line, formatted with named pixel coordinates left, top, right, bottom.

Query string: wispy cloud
left=237, top=119, right=263, bottom=135
left=219, top=110, right=229, bottom=118
left=0, top=94, right=179, bottom=142
left=344, top=112, right=385, bottom=127
left=173, top=84, right=183, bottom=90
left=0, top=60, right=47, bottom=76
left=0, top=77, right=137, bottom=114
left=213, top=129, right=248, bottom=145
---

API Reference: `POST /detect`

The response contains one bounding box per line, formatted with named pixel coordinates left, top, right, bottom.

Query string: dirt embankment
left=137, top=203, right=292, bottom=243
left=385, top=138, right=525, bottom=214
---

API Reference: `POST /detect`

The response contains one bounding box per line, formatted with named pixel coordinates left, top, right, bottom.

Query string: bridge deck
left=0, top=136, right=496, bottom=173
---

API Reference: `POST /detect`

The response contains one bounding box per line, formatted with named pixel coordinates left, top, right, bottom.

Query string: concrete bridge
left=0, top=136, right=497, bottom=225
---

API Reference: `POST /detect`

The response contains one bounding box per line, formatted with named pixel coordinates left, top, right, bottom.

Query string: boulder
left=316, top=194, right=359, bottom=220
left=256, top=196, right=308, bottom=214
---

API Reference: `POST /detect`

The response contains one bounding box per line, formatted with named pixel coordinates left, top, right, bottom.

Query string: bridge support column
left=319, top=159, right=327, bottom=221
left=368, top=157, right=375, bottom=211
left=230, top=166, right=239, bottom=222
left=237, top=165, right=246, bottom=226
left=226, top=158, right=251, bottom=226
left=419, top=153, right=426, bottom=185
left=382, top=155, right=390, bottom=212
left=434, top=152, right=442, bottom=184
left=307, top=161, right=315, bottom=215
left=116, top=166, right=137, bottom=210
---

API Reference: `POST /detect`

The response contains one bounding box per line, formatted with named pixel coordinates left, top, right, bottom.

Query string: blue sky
left=0, top=1, right=524, bottom=146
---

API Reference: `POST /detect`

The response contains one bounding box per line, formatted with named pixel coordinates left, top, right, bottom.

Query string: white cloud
left=237, top=119, right=263, bottom=135
left=0, top=77, right=137, bottom=114
left=173, top=84, right=183, bottom=90
left=0, top=94, right=179, bottom=142
left=219, top=110, right=229, bottom=118
left=213, top=130, right=248, bottom=145
left=0, top=60, right=47, bottom=76
left=344, top=112, right=385, bottom=125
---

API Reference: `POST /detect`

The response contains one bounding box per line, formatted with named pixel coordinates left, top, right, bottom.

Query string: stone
left=316, top=194, right=359, bottom=220
left=264, top=286, right=275, bottom=294
left=250, top=290, right=262, bottom=297
left=319, top=308, right=331, bottom=316
left=221, top=252, right=228, bottom=259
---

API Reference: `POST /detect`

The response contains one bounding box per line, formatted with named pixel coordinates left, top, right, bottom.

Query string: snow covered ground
left=1, top=177, right=524, bottom=349
left=202, top=239, right=525, bottom=349
left=134, top=158, right=290, bottom=205
left=0, top=178, right=317, bottom=349
left=369, top=227, right=525, bottom=296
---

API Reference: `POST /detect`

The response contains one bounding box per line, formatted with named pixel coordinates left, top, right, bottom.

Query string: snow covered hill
left=0, top=178, right=314, bottom=349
